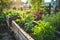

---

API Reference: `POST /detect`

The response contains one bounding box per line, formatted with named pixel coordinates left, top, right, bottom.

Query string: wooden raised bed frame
left=6, top=15, right=34, bottom=40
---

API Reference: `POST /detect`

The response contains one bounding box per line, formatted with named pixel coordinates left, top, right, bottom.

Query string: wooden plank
left=11, top=20, right=34, bottom=40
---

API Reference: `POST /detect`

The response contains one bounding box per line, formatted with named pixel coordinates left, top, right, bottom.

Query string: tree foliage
left=30, top=0, right=44, bottom=11
left=0, top=0, right=11, bottom=12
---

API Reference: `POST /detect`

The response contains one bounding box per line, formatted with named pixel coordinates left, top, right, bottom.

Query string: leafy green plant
left=0, top=15, right=5, bottom=25
left=16, top=11, right=27, bottom=27
left=16, top=18, right=26, bottom=27
left=7, top=10, right=20, bottom=18
left=16, top=12, right=34, bottom=32
left=43, top=12, right=60, bottom=31
left=24, top=13, right=34, bottom=32
left=0, top=9, right=7, bottom=25
left=32, top=20, right=56, bottom=40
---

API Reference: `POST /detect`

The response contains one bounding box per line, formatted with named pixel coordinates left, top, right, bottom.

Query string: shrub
left=32, top=20, right=56, bottom=40
left=43, top=12, right=60, bottom=31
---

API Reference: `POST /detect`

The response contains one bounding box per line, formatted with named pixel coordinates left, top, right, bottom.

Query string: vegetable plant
left=32, top=20, right=56, bottom=40
left=24, top=13, right=34, bottom=32
left=7, top=10, right=20, bottom=18
left=16, top=12, right=34, bottom=33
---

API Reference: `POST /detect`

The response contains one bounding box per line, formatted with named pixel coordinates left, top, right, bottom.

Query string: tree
left=30, top=0, right=44, bottom=11
left=0, top=0, right=11, bottom=13
left=30, top=0, right=45, bottom=20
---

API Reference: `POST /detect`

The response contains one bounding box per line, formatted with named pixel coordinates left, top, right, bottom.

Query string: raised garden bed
left=6, top=15, right=34, bottom=40
left=6, top=15, right=59, bottom=40
left=6, top=11, right=60, bottom=40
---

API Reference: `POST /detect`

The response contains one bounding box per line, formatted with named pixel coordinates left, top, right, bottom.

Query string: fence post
left=48, top=3, right=51, bottom=15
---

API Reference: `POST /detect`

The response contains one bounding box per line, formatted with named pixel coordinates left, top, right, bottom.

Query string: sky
left=44, top=0, right=51, bottom=2
left=21, top=0, right=27, bottom=3
left=44, top=0, right=56, bottom=2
